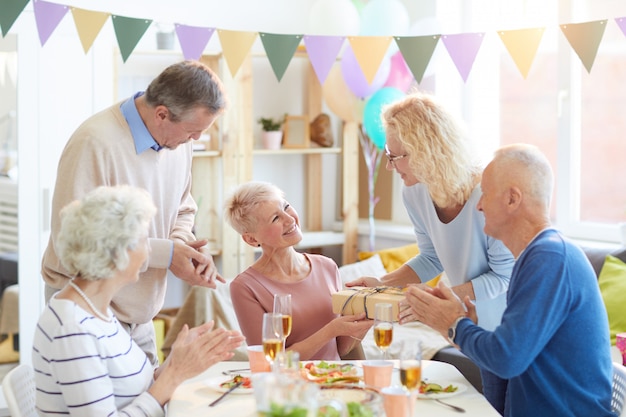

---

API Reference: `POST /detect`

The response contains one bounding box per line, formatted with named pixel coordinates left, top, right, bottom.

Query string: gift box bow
left=339, top=286, right=405, bottom=318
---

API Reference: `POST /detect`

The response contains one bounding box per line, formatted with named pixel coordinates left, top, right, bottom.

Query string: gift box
left=332, top=287, right=405, bottom=321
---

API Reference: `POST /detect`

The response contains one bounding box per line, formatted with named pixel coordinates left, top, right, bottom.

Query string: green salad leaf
left=259, top=403, right=308, bottom=417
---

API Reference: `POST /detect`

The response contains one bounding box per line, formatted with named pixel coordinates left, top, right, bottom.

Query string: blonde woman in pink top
left=225, top=181, right=373, bottom=360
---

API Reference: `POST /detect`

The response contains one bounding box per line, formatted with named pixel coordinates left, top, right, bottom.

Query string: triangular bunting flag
left=33, top=0, right=69, bottom=46
left=303, top=35, right=344, bottom=85
left=217, top=29, right=258, bottom=78
left=498, top=28, right=545, bottom=79
left=111, top=15, right=152, bottom=63
left=348, top=36, right=392, bottom=84
left=560, top=20, right=607, bottom=73
left=0, top=0, right=29, bottom=37
left=259, top=33, right=303, bottom=82
left=615, top=17, right=626, bottom=37
left=175, top=24, right=215, bottom=61
left=71, top=8, right=110, bottom=54
left=441, top=32, right=485, bottom=83
left=394, top=35, right=440, bottom=84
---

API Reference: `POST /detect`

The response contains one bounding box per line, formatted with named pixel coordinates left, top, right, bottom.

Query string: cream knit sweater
left=41, top=102, right=197, bottom=324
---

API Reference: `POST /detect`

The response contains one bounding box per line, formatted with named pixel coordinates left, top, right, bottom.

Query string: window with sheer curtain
left=365, top=0, right=626, bottom=245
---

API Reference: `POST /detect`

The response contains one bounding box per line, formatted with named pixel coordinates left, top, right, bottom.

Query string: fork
left=208, top=380, right=243, bottom=407
left=221, top=368, right=250, bottom=376
left=434, top=398, right=466, bottom=413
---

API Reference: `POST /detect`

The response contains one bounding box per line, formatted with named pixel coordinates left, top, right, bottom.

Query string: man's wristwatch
left=447, top=316, right=466, bottom=344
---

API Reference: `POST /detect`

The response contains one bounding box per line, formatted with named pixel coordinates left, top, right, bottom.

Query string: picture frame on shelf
left=283, top=115, right=310, bottom=148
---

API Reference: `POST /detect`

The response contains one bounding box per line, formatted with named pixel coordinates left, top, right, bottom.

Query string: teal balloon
left=363, top=87, right=405, bottom=150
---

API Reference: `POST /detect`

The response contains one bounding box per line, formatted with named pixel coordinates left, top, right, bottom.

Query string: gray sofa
left=431, top=244, right=626, bottom=393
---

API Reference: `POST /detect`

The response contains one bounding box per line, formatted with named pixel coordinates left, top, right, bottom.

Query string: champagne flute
left=399, top=340, right=422, bottom=393
left=262, top=312, right=284, bottom=370
left=374, top=303, right=394, bottom=359
left=273, top=294, right=292, bottom=349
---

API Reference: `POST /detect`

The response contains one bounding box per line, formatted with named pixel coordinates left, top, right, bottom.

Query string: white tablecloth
left=168, top=360, right=500, bottom=417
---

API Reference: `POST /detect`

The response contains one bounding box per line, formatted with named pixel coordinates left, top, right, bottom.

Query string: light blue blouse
left=402, top=183, right=514, bottom=330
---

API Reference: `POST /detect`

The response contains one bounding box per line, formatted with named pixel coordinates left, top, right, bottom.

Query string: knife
left=221, top=368, right=251, bottom=376
left=208, top=380, right=244, bottom=407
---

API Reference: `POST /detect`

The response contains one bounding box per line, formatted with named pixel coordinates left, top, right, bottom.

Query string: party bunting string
left=0, top=0, right=620, bottom=84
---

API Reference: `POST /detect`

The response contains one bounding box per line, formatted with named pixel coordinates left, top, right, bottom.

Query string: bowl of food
left=318, top=385, right=383, bottom=417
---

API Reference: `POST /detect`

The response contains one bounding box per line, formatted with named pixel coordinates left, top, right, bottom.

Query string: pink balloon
left=340, top=45, right=390, bottom=99
left=383, top=51, right=414, bottom=92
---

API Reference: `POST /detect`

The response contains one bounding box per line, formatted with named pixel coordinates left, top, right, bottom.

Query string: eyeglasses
left=384, top=144, right=407, bottom=167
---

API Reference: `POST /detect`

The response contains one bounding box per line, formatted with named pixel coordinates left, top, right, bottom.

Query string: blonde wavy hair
left=383, top=92, right=481, bottom=208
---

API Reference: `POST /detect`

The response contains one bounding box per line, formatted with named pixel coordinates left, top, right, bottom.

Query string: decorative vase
left=261, top=131, right=283, bottom=150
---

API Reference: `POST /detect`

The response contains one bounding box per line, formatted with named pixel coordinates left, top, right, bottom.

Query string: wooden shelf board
left=253, top=147, right=340, bottom=156
left=192, top=150, right=221, bottom=158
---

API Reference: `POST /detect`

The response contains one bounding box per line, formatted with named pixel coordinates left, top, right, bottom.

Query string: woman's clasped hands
left=150, top=321, right=244, bottom=405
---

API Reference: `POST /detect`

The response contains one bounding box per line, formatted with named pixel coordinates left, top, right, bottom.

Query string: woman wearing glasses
left=346, top=92, right=515, bottom=415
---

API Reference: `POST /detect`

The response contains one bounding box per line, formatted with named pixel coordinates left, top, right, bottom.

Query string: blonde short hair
left=224, top=181, right=284, bottom=235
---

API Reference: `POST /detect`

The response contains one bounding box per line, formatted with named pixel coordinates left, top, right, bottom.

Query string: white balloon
left=359, top=0, right=409, bottom=56
left=308, top=0, right=360, bottom=36
left=360, top=0, right=410, bottom=36
left=409, top=16, right=442, bottom=36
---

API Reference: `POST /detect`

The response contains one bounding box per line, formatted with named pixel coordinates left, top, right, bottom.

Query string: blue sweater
left=456, top=229, right=615, bottom=417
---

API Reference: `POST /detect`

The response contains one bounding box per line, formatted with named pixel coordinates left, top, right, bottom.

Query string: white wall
left=14, top=9, right=115, bottom=363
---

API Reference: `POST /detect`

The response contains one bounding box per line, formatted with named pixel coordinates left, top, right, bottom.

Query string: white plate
left=204, top=376, right=254, bottom=395
left=319, top=385, right=380, bottom=404
left=419, top=381, right=467, bottom=399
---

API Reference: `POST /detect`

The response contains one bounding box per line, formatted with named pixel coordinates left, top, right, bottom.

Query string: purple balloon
left=341, top=45, right=390, bottom=99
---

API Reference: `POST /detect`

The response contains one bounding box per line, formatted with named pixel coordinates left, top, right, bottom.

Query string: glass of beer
left=273, top=294, right=292, bottom=349
left=374, top=303, right=394, bottom=359
left=262, top=312, right=284, bottom=370
left=399, top=340, right=422, bottom=394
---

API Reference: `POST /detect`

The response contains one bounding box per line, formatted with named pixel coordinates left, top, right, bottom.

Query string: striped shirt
left=32, top=295, right=163, bottom=416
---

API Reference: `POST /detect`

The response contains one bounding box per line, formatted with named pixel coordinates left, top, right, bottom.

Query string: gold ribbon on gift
left=339, top=286, right=404, bottom=318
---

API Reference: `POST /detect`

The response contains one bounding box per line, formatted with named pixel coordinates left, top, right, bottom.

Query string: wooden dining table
left=168, top=359, right=501, bottom=416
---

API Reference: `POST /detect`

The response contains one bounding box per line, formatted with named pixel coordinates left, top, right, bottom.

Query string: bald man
left=406, top=144, right=614, bottom=417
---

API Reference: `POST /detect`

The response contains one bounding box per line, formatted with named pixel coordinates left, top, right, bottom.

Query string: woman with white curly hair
left=32, top=185, right=243, bottom=416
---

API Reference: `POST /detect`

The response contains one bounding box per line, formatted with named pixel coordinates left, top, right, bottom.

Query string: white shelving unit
left=114, top=50, right=359, bottom=282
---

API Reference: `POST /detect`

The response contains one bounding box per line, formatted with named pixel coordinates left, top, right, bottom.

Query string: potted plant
left=258, top=115, right=286, bottom=149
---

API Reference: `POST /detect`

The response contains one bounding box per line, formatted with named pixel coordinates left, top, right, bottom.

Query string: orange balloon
left=322, top=64, right=365, bottom=123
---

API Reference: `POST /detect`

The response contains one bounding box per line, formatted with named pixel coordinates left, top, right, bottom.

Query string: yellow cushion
left=598, top=254, right=626, bottom=345
left=153, top=318, right=165, bottom=364
left=0, top=333, right=19, bottom=364
left=358, top=243, right=440, bottom=287
left=358, top=243, right=420, bottom=272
